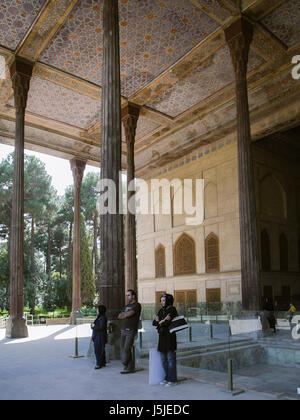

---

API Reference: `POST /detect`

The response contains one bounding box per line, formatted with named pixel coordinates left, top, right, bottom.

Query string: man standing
left=118, top=289, right=141, bottom=374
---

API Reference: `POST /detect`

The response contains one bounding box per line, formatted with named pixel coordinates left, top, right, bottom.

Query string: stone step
left=177, top=343, right=261, bottom=361
left=177, top=340, right=256, bottom=358
left=138, top=338, right=255, bottom=358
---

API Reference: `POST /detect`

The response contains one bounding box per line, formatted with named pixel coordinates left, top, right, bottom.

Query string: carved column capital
left=9, top=56, right=34, bottom=111
left=225, top=17, right=253, bottom=80
left=122, top=102, right=140, bottom=147
left=70, top=158, right=86, bottom=190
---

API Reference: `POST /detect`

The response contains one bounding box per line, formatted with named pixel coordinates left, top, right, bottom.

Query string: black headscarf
left=161, top=293, right=174, bottom=308
left=94, top=304, right=106, bottom=322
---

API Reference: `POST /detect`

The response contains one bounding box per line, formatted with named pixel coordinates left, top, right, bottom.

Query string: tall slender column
left=6, top=57, right=33, bottom=338
left=70, top=158, right=86, bottom=324
left=100, top=0, right=124, bottom=320
left=122, top=103, right=140, bottom=294
left=225, top=18, right=260, bottom=311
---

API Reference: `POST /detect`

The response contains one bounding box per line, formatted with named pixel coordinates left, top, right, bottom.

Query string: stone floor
left=0, top=325, right=299, bottom=401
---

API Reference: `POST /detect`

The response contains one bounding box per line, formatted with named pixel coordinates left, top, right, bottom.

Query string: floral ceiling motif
left=0, top=0, right=46, bottom=50
left=40, top=0, right=220, bottom=97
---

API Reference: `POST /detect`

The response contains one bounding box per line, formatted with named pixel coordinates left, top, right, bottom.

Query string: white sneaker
left=165, top=381, right=177, bottom=387
left=160, top=380, right=167, bottom=385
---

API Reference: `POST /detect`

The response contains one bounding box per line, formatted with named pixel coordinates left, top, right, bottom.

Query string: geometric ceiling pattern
left=0, top=0, right=46, bottom=50
left=261, top=0, right=300, bottom=48
left=26, top=77, right=102, bottom=130
left=0, top=0, right=300, bottom=173
left=147, top=46, right=264, bottom=117
left=40, top=0, right=220, bottom=97
left=7, top=76, right=102, bottom=130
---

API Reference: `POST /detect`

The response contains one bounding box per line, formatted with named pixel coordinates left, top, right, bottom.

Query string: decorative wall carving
left=155, top=244, right=166, bottom=278
left=205, top=233, right=220, bottom=273
left=174, top=233, right=196, bottom=275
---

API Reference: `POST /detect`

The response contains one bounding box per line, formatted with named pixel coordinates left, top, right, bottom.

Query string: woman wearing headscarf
left=153, top=293, right=178, bottom=386
left=91, top=305, right=108, bottom=369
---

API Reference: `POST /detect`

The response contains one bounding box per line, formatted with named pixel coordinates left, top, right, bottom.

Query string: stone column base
left=5, top=316, right=28, bottom=338
left=107, top=320, right=121, bottom=360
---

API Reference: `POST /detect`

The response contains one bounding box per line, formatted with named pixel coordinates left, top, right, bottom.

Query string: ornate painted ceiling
left=0, top=0, right=299, bottom=175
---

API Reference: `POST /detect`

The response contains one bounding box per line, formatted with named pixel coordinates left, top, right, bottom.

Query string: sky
left=0, top=143, right=100, bottom=196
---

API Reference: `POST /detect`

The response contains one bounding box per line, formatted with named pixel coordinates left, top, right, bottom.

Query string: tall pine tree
left=80, top=214, right=95, bottom=307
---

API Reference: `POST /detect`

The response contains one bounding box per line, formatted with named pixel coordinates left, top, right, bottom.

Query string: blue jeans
left=160, top=351, right=177, bottom=383
left=121, top=329, right=136, bottom=371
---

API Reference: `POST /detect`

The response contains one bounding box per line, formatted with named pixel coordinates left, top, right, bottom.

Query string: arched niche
left=174, top=233, right=196, bottom=276
left=260, top=174, right=287, bottom=219
left=205, top=233, right=220, bottom=273
left=155, top=244, right=166, bottom=278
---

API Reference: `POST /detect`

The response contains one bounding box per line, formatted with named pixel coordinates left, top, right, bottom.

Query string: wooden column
left=100, top=0, right=125, bottom=320
left=122, top=103, right=140, bottom=294
left=225, top=18, right=260, bottom=311
left=70, top=158, right=86, bottom=324
left=6, top=57, right=33, bottom=338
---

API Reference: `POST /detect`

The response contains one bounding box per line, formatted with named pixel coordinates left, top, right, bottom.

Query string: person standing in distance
left=91, top=305, right=108, bottom=369
left=153, top=293, right=178, bottom=386
left=288, top=302, right=296, bottom=330
left=118, top=289, right=141, bottom=374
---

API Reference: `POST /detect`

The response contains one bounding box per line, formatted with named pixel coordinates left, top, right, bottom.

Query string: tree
left=81, top=172, right=100, bottom=290
left=0, top=244, right=9, bottom=312
left=24, top=155, right=53, bottom=314
left=80, top=214, right=95, bottom=307
left=0, top=153, right=14, bottom=258
left=56, top=185, right=74, bottom=279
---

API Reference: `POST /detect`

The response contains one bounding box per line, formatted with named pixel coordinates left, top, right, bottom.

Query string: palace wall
left=136, top=139, right=241, bottom=307
left=253, top=145, right=300, bottom=303
left=136, top=136, right=300, bottom=309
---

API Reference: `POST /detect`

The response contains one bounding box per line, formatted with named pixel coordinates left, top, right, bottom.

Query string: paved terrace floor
left=0, top=325, right=299, bottom=401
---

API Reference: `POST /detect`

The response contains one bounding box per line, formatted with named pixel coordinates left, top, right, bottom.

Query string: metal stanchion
left=189, top=325, right=192, bottom=342
left=228, top=359, right=233, bottom=392
left=139, top=330, right=143, bottom=349
left=70, top=311, right=84, bottom=359
left=223, top=321, right=244, bottom=397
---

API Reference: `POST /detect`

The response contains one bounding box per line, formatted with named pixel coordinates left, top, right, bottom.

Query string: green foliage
left=0, top=152, right=100, bottom=314
left=0, top=244, right=9, bottom=311
left=81, top=172, right=100, bottom=223
left=80, top=214, right=95, bottom=306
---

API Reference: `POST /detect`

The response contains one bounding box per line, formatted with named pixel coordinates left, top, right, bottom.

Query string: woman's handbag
left=169, top=315, right=188, bottom=333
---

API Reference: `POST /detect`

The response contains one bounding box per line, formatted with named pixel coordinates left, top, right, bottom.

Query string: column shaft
left=122, top=103, right=140, bottom=294
left=100, top=0, right=124, bottom=319
left=225, top=18, right=261, bottom=311
left=70, top=159, right=86, bottom=323
left=6, top=57, right=33, bottom=338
